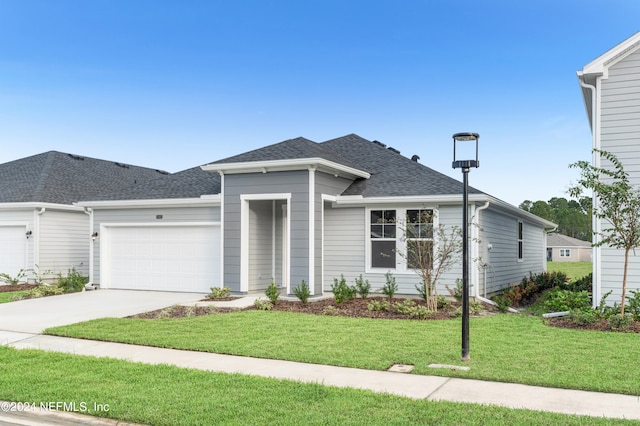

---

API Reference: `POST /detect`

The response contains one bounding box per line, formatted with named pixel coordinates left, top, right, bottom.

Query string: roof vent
left=67, top=154, right=84, bottom=161
left=114, top=162, right=130, bottom=169
left=387, top=147, right=400, bottom=154
left=411, top=155, right=420, bottom=162
left=155, top=169, right=169, bottom=175
left=372, top=140, right=387, bottom=148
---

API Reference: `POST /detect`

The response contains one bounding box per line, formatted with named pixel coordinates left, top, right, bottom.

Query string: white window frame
left=366, top=206, right=438, bottom=274
left=560, top=249, right=571, bottom=257
left=517, top=221, right=524, bottom=262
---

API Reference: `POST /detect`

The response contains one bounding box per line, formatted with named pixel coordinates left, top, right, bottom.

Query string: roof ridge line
left=32, top=151, right=56, bottom=200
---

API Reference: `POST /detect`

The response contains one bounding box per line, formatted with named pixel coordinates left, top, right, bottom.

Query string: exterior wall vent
left=411, top=155, right=420, bottom=162
left=372, top=140, right=386, bottom=148
left=68, top=154, right=84, bottom=161
left=387, top=147, right=400, bottom=154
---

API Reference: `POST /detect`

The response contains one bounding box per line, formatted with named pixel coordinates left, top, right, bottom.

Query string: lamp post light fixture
left=452, top=132, right=479, bottom=362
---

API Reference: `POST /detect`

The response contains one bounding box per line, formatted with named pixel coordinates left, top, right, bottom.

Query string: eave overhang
left=201, top=158, right=370, bottom=180
left=75, top=196, right=221, bottom=209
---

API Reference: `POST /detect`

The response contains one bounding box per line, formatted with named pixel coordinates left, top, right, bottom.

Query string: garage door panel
left=104, top=225, right=219, bottom=293
left=0, top=226, right=27, bottom=277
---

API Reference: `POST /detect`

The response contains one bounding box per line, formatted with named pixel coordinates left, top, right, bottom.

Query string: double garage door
left=102, top=224, right=220, bottom=293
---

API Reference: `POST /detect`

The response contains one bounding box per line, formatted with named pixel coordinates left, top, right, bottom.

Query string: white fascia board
left=581, top=31, right=640, bottom=78
left=0, top=202, right=84, bottom=212
left=201, top=158, right=370, bottom=180
left=76, top=196, right=221, bottom=209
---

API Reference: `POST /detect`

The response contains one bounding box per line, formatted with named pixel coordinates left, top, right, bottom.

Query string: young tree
left=569, top=149, right=640, bottom=315
left=396, top=210, right=462, bottom=311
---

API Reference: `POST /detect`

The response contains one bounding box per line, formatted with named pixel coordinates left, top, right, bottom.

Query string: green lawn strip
left=47, top=311, right=640, bottom=395
left=0, top=347, right=631, bottom=426
left=0, top=291, right=28, bottom=304
left=547, top=261, right=592, bottom=280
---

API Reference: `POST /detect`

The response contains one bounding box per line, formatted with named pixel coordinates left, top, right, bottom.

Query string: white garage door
left=0, top=226, right=27, bottom=278
left=103, top=225, right=220, bottom=293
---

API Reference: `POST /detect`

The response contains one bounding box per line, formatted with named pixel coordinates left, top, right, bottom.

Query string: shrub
left=381, top=272, right=398, bottom=299
left=453, top=299, right=484, bottom=317
left=322, top=306, right=342, bottom=316
left=597, top=290, right=620, bottom=319
left=354, top=275, right=371, bottom=299
left=367, top=299, right=391, bottom=312
left=206, top=287, right=231, bottom=300
left=569, top=309, right=599, bottom=326
left=436, top=294, right=451, bottom=310
left=608, top=313, right=633, bottom=331
left=331, top=275, right=356, bottom=304
left=294, top=280, right=310, bottom=304
left=265, top=279, right=280, bottom=304
left=625, top=289, right=640, bottom=321
left=409, top=305, right=433, bottom=319
left=500, top=272, right=570, bottom=307
left=0, top=269, right=27, bottom=285
left=56, top=268, right=88, bottom=293
left=543, top=288, right=591, bottom=313
left=254, top=299, right=273, bottom=311
left=445, top=279, right=463, bottom=302
left=15, top=285, right=65, bottom=300
left=493, top=294, right=511, bottom=313
left=565, top=273, right=593, bottom=293
left=392, top=299, right=416, bottom=315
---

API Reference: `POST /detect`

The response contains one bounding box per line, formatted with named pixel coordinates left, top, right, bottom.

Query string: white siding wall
left=39, top=210, right=89, bottom=277
left=92, top=206, right=220, bottom=285
left=599, top=47, right=640, bottom=302
left=248, top=200, right=273, bottom=291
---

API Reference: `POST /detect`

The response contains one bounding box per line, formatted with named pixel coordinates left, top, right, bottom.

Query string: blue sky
left=1, top=1, right=639, bottom=206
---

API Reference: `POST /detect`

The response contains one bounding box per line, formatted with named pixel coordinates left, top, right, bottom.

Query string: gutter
left=83, top=208, right=95, bottom=289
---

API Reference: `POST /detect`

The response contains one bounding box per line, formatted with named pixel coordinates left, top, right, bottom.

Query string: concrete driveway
left=0, top=289, right=206, bottom=334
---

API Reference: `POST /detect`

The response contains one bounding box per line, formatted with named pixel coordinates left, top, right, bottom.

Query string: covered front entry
left=0, top=225, right=28, bottom=278
left=101, top=224, right=220, bottom=293
left=242, top=197, right=289, bottom=293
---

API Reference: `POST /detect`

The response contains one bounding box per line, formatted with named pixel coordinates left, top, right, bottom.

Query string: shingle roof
left=547, top=233, right=591, bottom=248
left=89, top=166, right=220, bottom=200
left=0, top=151, right=168, bottom=204
left=320, top=134, right=483, bottom=197
left=79, top=134, right=484, bottom=201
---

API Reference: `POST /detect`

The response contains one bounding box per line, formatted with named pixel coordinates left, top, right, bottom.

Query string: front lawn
left=547, top=261, right=592, bottom=280
left=0, top=291, right=29, bottom=304
left=47, top=311, right=640, bottom=395
left=0, top=347, right=632, bottom=426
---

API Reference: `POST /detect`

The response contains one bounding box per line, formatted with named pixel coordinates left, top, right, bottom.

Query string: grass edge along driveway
left=46, top=310, right=640, bottom=396
left=0, top=347, right=634, bottom=426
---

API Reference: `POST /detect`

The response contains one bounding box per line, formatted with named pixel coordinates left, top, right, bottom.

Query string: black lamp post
left=452, top=132, right=479, bottom=362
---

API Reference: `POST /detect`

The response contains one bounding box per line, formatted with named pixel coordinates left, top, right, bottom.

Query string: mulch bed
left=0, top=283, right=38, bottom=292
left=545, top=316, right=640, bottom=333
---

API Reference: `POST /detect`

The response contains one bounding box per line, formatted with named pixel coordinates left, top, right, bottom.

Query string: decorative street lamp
left=452, top=132, right=479, bottom=362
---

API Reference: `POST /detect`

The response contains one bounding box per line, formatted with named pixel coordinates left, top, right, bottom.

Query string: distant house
left=78, top=134, right=556, bottom=297
left=546, top=234, right=591, bottom=262
left=0, top=151, right=167, bottom=281
left=577, top=31, right=640, bottom=304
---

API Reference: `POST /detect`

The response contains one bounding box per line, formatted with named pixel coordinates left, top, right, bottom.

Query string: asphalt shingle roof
left=74, top=134, right=484, bottom=201
left=0, top=151, right=169, bottom=204
left=547, top=233, right=591, bottom=247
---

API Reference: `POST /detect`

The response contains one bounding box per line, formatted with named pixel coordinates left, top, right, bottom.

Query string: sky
left=1, top=1, right=639, bottom=206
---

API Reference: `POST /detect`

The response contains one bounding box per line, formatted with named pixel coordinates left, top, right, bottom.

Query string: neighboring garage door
left=0, top=226, right=27, bottom=277
left=102, top=224, right=220, bottom=293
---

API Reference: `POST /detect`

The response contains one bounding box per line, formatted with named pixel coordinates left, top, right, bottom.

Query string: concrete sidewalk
left=4, top=332, right=640, bottom=421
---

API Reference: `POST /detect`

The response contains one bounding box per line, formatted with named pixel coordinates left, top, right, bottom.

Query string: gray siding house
left=578, top=31, right=640, bottom=305
left=80, top=134, right=555, bottom=297
left=546, top=234, right=591, bottom=263
left=0, top=151, right=167, bottom=281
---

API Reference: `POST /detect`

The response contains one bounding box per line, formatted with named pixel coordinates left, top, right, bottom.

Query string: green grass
left=547, top=261, right=592, bottom=280
left=47, top=311, right=640, bottom=395
left=0, top=291, right=28, bottom=304
left=0, top=347, right=632, bottom=425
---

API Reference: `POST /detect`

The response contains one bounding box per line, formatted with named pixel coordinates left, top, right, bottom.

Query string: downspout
left=34, top=208, right=46, bottom=277
left=83, top=207, right=94, bottom=288
left=578, top=75, right=600, bottom=307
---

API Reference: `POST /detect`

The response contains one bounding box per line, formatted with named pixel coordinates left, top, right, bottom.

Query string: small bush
left=293, top=280, right=310, bottom=304
left=625, top=289, right=640, bottom=321
left=569, top=309, right=599, bottom=326
left=265, top=279, right=280, bottom=304
left=331, top=275, right=356, bottom=304
left=543, top=288, right=591, bottom=313
left=565, top=273, right=592, bottom=293
left=0, top=269, right=27, bottom=285
left=15, top=285, right=65, bottom=300
left=596, top=290, right=620, bottom=319
left=354, top=275, right=371, bottom=299
left=445, top=279, right=463, bottom=302
left=608, top=313, right=633, bottom=331
left=206, top=287, right=231, bottom=300
left=409, top=305, right=433, bottom=319
left=322, top=306, right=342, bottom=316
left=367, top=299, right=391, bottom=312
left=56, top=268, right=88, bottom=293
left=254, top=299, right=273, bottom=311
left=453, top=299, right=484, bottom=317
left=393, top=299, right=416, bottom=315
left=436, top=295, right=451, bottom=310
left=381, top=272, right=398, bottom=299
left=493, top=294, right=511, bottom=313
